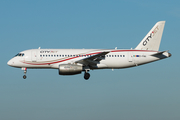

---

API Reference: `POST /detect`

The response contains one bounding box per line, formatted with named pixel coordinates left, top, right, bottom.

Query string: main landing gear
left=84, top=72, right=90, bottom=80
left=22, top=68, right=27, bottom=79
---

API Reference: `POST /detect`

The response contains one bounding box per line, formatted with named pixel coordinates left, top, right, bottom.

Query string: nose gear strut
left=22, top=68, right=27, bottom=79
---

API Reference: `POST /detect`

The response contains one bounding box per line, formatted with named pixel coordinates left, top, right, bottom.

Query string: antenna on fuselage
left=38, top=47, right=41, bottom=49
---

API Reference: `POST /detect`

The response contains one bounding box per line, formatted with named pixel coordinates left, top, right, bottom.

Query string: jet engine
left=59, top=64, right=83, bottom=75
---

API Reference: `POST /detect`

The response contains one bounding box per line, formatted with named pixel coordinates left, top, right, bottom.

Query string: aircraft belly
left=133, top=55, right=161, bottom=65
left=102, top=59, right=132, bottom=68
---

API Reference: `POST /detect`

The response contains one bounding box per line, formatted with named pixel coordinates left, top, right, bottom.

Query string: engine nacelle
left=59, top=64, right=83, bottom=75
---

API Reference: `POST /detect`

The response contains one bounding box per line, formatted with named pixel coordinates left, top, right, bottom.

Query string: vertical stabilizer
left=135, top=21, right=165, bottom=51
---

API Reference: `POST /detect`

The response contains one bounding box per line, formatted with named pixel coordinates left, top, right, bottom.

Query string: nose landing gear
left=22, top=68, right=27, bottom=79
left=23, top=75, right=27, bottom=79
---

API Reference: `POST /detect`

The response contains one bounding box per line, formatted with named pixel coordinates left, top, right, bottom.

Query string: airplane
left=7, top=21, right=171, bottom=80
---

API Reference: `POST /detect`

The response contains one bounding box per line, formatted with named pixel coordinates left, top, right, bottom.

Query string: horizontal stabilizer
left=151, top=51, right=171, bottom=58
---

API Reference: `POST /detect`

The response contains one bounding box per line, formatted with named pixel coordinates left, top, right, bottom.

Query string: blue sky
left=0, top=0, right=179, bottom=120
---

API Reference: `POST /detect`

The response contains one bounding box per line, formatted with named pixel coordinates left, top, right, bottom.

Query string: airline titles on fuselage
left=40, top=50, right=58, bottom=53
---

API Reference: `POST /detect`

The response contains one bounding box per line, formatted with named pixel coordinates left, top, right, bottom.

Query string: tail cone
left=168, top=53, right=172, bottom=57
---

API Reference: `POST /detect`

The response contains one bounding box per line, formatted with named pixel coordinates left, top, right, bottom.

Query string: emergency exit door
left=128, top=52, right=133, bottom=62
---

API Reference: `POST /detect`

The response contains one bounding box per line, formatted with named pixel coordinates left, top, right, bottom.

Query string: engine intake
left=59, top=64, right=82, bottom=75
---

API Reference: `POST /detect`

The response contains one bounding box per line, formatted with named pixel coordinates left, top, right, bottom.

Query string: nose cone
left=7, top=60, right=11, bottom=66
left=7, top=59, right=13, bottom=66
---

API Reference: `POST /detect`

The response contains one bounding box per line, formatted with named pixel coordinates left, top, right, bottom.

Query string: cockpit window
left=15, top=53, right=24, bottom=57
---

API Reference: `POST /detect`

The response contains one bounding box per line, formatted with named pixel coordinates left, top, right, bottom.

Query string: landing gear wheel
left=84, top=73, right=90, bottom=80
left=23, top=75, right=27, bottom=79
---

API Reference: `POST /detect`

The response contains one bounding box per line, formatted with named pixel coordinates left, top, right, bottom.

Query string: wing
left=75, top=51, right=109, bottom=66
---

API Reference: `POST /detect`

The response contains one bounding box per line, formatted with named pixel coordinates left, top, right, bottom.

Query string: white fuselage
left=7, top=49, right=169, bottom=70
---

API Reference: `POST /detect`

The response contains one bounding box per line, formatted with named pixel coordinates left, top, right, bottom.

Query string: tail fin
left=135, top=21, right=165, bottom=51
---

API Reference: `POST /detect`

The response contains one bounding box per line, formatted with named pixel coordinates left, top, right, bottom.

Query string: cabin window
left=15, top=53, right=24, bottom=57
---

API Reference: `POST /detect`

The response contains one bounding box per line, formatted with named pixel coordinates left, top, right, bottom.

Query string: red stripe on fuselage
left=22, top=50, right=157, bottom=65
left=111, top=50, right=157, bottom=52
left=22, top=52, right=102, bottom=65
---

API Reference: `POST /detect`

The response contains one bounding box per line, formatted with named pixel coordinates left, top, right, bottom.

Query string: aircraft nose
left=7, top=59, right=13, bottom=66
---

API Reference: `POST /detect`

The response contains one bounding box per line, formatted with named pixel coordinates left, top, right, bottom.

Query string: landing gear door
left=31, top=50, right=37, bottom=62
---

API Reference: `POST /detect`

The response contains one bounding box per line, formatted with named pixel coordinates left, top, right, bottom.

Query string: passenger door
left=31, top=50, right=37, bottom=62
